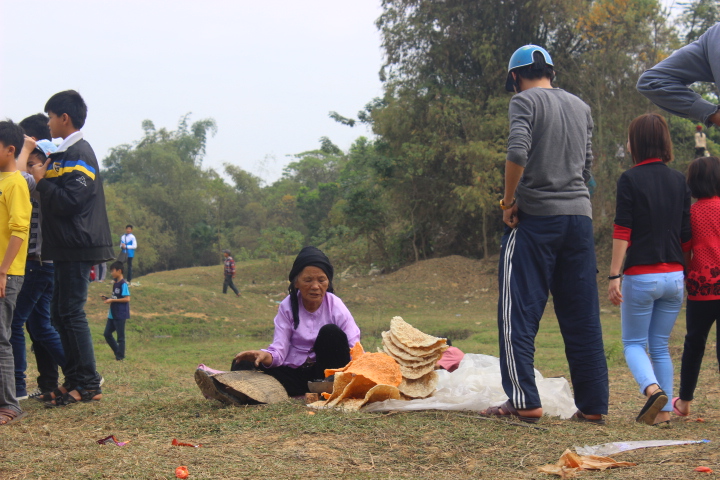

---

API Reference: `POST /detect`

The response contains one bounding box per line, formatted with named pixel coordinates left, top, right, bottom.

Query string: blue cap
left=505, top=45, right=554, bottom=92
left=34, top=139, right=58, bottom=158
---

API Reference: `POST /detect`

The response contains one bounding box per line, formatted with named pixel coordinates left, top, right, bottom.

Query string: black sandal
left=636, top=388, right=668, bottom=425
left=36, top=387, right=67, bottom=402
left=45, top=387, right=102, bottom=408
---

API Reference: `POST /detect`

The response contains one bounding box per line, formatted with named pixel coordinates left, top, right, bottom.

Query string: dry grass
left=3, top=256, right=720, bottom=479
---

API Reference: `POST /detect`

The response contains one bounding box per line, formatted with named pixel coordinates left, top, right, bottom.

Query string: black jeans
left=52, top=261, right=102, bottom=390
left=231, top=324, right=351, bottom=396
left=223, top=274, right=239, bottom=295
left=679, top=299, right=720, bottom=401
left=126, top=257, right=133, bottom=283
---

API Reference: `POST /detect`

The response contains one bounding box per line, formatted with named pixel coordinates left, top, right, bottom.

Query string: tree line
left=102, top=0, right=720, bottom=277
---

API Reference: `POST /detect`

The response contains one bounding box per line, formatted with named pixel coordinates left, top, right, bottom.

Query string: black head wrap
left=288, top=246, right=334, bottom=330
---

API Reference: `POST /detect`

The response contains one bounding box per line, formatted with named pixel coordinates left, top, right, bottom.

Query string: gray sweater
left=507, top=87, right=593, bottom=218
left=637, top=23, right=720, bottom=125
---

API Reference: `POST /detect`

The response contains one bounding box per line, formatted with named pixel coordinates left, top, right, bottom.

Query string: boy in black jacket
left=30, top=90, right=114, bottom=406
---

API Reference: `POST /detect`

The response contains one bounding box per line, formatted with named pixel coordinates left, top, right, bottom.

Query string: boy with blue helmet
left=505, top=45, right=554, bottom=92
left=482, top=45, right=609, bottom=424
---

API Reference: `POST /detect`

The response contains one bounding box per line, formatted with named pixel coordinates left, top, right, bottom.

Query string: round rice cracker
left=390, top=316, right=447, bottom=350
left=399, top=360, right=437, bottom=379
left=382, top=331, right=446, bottom=362
left=398, top=371, right=438, bottom=399
left=383, top=346, right=443, bottom=372
left=338, top=384, right=403, bottom=411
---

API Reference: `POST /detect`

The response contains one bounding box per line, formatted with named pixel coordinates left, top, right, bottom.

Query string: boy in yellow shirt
left=0, top=120, right=32, bottom=426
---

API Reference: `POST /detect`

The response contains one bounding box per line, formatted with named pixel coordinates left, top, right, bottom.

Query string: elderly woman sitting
left=231, top=246, right=360, bottom=397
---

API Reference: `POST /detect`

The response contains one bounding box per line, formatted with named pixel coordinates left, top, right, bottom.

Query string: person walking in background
left=0, top=120, right=32, bottom=425
left=102, top=261, right=130, bottom=361
left=222, top=249, right=240, bottom=297
left=482, top=45, right=608, bottom=425
left=11, top=117, right=67, bottom=401
left=607, top=114, right=691, bottom=426
left=120, top=225, right=136, bottom=283
left=695, top=126, right=708, bottom=158
left=29, top=90, right=114, bottom=406
left=673, top=156, right=720, bottom=418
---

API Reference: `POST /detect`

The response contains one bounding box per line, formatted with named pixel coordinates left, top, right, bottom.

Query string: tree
left=679, top=0, right=720, bottom=42
left=103, top=115, right=223, bottom=270
left=370, top=0, right=588, bottom=260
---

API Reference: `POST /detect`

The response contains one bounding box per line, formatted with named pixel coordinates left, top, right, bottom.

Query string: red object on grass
left=695, top=466, right=713, bottom=473
left=172, top=438, right=201, bottom=448
left=175, top=466, right=189, bottom=479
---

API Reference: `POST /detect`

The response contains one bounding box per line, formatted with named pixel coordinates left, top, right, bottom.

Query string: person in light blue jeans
left=621, top=273, right=684, bottom=413
left=608, top=114, right=692, bottom=426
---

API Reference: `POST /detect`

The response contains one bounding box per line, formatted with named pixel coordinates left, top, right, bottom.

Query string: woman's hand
left=608, top=278, right=623, bottom=305
left=234, top=350, right=272, bottom=368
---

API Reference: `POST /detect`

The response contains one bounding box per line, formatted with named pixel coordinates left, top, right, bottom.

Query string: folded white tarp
left=362, top=353, right=577, bottom=419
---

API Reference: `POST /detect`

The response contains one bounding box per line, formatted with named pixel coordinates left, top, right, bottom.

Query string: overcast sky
left=0, top=0, right=384, bottom=184
left=0, top=1, right=688, bottom=185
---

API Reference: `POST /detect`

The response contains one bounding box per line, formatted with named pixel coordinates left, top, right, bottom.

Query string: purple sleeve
left=332, top=297, right=361, bottom=347
left=262, top=304, right=293, bottom=368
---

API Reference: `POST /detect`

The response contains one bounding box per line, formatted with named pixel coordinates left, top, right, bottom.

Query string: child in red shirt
left=674, top=156, right=720, bottom=417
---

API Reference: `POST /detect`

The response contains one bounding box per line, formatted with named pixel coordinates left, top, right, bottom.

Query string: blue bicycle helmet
left=505, top=45, right=554, bottom=92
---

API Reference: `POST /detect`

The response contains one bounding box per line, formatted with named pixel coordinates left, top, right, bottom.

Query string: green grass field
left=3, top=256, right=719, bottom=479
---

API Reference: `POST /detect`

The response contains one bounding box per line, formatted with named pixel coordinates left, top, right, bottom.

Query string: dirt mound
left=380, top=255, right=497, bottom=293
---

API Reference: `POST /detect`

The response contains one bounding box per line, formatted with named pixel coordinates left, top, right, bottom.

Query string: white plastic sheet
left=362, top=353, right=578, bottom=418
left=575, top=439, right=710, bottom=456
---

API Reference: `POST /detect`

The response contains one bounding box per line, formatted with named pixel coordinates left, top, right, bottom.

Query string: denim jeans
left=10, top=261, right=65, bottom=396
left=51, top=261, right=102, bottom=390
left=0, top=275, right=25, bottom=413
left=104, top=317, right=126, bottom=360
left=621, top=271, right=684, bottom=411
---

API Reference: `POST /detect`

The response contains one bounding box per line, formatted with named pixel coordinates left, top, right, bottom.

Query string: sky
left=0, top=0, right=385, bottom=184
left=0, top=0, right=690, bottom=185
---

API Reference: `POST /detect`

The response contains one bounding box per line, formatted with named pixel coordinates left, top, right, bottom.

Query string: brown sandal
left=0, top=408, right=26, bottom=426
left=571, top=410, right=606, bottom=425
left=482, top=400, right=541, bottom=424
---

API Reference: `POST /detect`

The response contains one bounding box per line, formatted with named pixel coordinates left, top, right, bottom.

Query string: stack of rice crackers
left=382, top=316, right=448, bottom=399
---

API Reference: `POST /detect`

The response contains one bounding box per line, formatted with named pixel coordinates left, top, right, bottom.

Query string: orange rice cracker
left=344, top=352, right=402, bottom=387
left=350, top=341, right=365, bottom=360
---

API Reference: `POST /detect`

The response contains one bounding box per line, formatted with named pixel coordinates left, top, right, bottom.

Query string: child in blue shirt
left=102, top=261, right=130, bottom=361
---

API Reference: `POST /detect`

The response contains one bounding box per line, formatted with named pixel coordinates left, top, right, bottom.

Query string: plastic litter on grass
left=172, top=438, right=201, bottom=448
left=97, top=435, right=129, bottom=446
left=575, top=439, right=710, bottom=456
left=175, top=466, right=189, bottom=479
